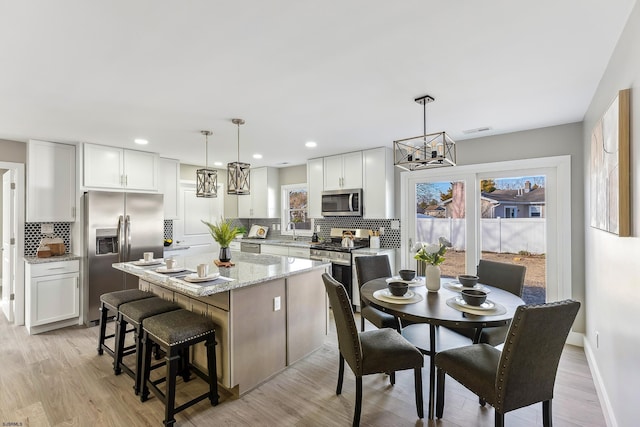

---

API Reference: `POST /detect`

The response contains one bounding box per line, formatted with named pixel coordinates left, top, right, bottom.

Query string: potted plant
left=202, top=218, right=241, bottom=262
left=235, top=226, right=247, bottom=239
left=413, top=237, right=451, bottom=292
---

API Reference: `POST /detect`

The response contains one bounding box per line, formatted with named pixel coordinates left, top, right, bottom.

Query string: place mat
left=385, top=277, right=425, bottom=287
left=443, top=281, right=491, bottom=293
left=131, top=259, right=164, bottom=266
left=373, top=289, right=424, bottom=305
left=214, top=260, right=236, bottom=267
left=155, top=266, right=187, bottom=274
left=169, top=275, right=235, bottom=296
left=446, top=296, right=506, bottom=316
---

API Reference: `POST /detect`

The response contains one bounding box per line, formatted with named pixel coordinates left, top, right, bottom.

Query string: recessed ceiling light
left=305, top=141, right=317, bottom=148
left=253, top=154, right=263, bottom=159
left=134, top=138, right=148, bottom=145
left=213, top=161, right=223, bottom=167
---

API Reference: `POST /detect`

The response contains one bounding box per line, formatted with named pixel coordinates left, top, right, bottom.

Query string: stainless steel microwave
left=321, top=189, right=363, bottom=216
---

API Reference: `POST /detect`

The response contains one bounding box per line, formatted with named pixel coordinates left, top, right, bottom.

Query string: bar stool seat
left=115, top=297, right=181, bottom=394
left=97, top=290, right=155, bottom=357
left=141, top=309, right=219, bottom=427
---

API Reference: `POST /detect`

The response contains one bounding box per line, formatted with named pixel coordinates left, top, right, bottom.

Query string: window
left=281, top=184, right=313, bottom=236
left=504, top=206, right=517, bottom=218
left=529, top=206, right=542, bottom=217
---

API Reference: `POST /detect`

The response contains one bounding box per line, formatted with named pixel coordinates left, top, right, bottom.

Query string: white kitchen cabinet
left=83, top=143, right=159, bottom=191
left=307, top=157, right=323, bottom=218
left=323, top=151, right=362, bottom=190
left=159, top=157, right=180, bottom=219
left=238, top=167, right=280, bottom=218
left=25, top=259, right=80, bottom=334
left=26, top=140, right=76, bottom=222
left=260, top=244, right=310, bottom=259
left=362, top=147, right=395, bottom=219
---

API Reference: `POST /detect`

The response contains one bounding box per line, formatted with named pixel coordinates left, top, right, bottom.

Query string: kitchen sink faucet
left=287, top=222, right=297, bottom=240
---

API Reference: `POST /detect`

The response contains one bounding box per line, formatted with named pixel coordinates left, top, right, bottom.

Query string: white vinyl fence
left=416, top=218, right=546, bottom=254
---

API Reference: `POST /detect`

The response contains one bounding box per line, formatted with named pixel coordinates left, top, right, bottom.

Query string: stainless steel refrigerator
left=84, top=191, right=163, bottom=325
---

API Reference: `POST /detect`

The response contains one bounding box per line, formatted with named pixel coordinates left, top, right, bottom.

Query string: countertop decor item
left=196, top=130, right=218, bottom=198
left=202, top=217, right=241, bottom=262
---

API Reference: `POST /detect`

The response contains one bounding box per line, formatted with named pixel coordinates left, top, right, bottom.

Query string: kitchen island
left=113, top=251, right=330, bottom=396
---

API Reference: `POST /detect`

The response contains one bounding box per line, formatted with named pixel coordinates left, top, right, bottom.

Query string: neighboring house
left=423, top=204, right=446, bottom=218
left=440, top=181, right=545, bottom=219
left=483, top=181, right=546, bottom=218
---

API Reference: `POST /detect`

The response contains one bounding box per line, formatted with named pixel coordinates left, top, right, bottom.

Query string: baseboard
left=583, top=337, right=617, bottom=427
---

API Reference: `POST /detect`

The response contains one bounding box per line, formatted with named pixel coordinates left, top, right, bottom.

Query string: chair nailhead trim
left=150, top=329, right=214, bottom=348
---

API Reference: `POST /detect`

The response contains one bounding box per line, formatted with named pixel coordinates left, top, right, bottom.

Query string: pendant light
left=196, top=130, right=218, bottom=198
left=393, top=94, right=456, bottom=170
left=227, top=118, right=251, bottom=195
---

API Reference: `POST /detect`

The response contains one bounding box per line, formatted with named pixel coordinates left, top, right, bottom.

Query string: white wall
left=582, top=2, right=640, bottom=426
left=438, top=123, right=585, bottom=330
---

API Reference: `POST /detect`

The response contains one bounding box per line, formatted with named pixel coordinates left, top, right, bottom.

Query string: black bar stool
left=115, top=297, right=181, bottom=394
left=140, top=309, right=219, bottom=427
left=97, top=290, right=155, bottom=359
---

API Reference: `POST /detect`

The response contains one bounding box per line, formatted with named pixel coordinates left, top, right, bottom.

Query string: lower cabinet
left=138, top=268, right=326, bottom=396
left=260, top=244, right=310, bottom=259
left=25, top=259, right=80, bottom=335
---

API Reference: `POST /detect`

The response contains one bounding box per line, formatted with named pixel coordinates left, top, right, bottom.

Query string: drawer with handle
left=30, top=260, right=79, bottom=277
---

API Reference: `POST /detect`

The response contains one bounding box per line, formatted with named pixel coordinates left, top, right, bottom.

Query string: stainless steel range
left=310, top=228, right=370, bottom=306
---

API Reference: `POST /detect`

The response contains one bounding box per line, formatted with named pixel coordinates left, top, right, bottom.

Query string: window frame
left=280, top=183, right=313, bottom=237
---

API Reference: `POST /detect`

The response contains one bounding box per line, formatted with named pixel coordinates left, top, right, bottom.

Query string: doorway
left=402, top=156, right=572, bottom=304
left=1, top=161, right=25, bottom=324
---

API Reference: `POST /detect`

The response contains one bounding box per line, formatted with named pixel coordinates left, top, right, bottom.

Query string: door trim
left=401, top=155, right=572, bottom=303
left=1, top=161, right=25, bottom=325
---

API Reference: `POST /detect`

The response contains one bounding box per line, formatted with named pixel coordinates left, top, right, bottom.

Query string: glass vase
left=219, top=247, right=231, bottom=263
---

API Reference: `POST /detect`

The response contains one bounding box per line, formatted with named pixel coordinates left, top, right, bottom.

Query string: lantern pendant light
left=227, top=118, right=251, bottom=195
left=196, top=130, right=218, bottom=198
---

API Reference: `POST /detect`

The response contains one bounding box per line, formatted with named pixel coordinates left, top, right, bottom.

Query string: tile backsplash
left=24, top=222, right=72, bottom=256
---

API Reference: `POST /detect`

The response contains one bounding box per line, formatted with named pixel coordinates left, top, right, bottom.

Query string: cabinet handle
left=125, top=175, right=128, bottom=186
left=47, top=267, right=66, bottom=270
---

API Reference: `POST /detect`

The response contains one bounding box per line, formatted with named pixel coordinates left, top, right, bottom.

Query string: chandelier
left=227, top=118, right=251, bottom=195
left=393, top=95, right=456, bottom=171
left=196, top=130, right=218, bottom=198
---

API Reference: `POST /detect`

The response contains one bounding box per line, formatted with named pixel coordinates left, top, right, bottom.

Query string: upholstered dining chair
left=435, top=299, right=580, bottom=427
left=322, top=273, right=424, bottom=427
left=450, top=259, right=527, bottom=345
left=355, top=255, right=400, bottom=332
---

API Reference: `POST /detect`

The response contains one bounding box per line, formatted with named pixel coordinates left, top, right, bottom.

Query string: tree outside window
left=281, top=184, right=313, bottom=235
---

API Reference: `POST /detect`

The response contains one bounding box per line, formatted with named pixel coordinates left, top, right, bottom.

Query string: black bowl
left=461, top=289, right=487, bottom=306
left=458, top=274, right=479, bottom=287
left=398, top=269, right=416, bottom=281
left=388, top=281, right=409, bottom=297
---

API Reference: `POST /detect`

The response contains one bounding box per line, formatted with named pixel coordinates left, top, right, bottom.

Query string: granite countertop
left=24, top=254, right=82, bottom=264
left=113, top=250, right=329, bottom=297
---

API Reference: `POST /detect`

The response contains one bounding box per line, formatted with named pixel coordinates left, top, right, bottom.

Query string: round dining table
left=360, top=277, right=525, bottom=419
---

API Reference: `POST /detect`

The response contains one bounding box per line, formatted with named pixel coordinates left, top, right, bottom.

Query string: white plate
left=155, top=266, right=186, bottom=274
left=443, top=281, right=491, bottom=293
left=372, top=289, right=423, bottom=305
left=385, top=276, right=424, bottom=287
left=184, top=272, right=221, bottom=283
left=377, top=288, right=415, bottom=300
left=452, top=296, right=495, bottom=311
left=132, top=259, right=164, bottom=266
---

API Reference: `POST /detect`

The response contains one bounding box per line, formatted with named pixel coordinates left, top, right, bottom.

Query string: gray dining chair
left=435, top=299, right=580, bottom=427
left=322, top=273, right=424, bottom=426
left=449, top=259, right=527, bottom=345
left=354, top=255, right=400, bottom=332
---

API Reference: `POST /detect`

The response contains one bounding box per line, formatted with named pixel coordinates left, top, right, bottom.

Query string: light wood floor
left=0, top=312, right=605, bottom=427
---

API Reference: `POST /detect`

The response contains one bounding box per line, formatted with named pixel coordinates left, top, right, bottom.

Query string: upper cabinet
left=362, top=147, right=395, bottom=219
left=27, top=140, right=76, bottom=222
left=159, top=158, right=180, bottom=220
left=323, top=151, right=363, bottom=190
left=238, top=167, right=280, bottom=218
left=83, top=143, right=159, bottom=191
left=307, top=157, right=323, bottom=218
left=308, top=147, right=395, bottom=219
